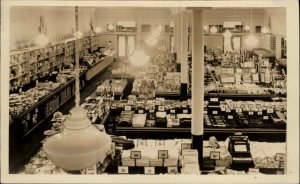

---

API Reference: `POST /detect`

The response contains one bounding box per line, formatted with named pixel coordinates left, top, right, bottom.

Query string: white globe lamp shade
left=261, top=26, right=269, bottom=34
left=210, top=26, right=218, bottom=34
left=95, top=26, right=103, bottom=33
left=244, top=25, right=250, bottom=31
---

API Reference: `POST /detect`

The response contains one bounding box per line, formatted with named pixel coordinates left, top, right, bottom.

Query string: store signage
left=236, top=108, right=242, bottom=113
left=275, top=153, right=286, bottom=162
left=118, top=166, right=129, bottom=174
left=210, top=151, right=220, bottom=160
left=158, top=150, right=168, bottom=159
left=137, top=139, right=147, bottom=147
left=204, top=110, right=208, bottom=115
left=155, top=140, right=165, bottom=146
left=168, top=166, right=178, bottom=174
left=144, top=167, right=155, bottom=175
left=130, top=151, right=141, bottom=159
left=124, top=105, right=131, bottom=111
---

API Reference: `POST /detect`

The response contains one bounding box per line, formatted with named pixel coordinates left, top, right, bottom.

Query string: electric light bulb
left=108, top=24, right=114, bottom=31
left=244, top=25, right=250, bottom=31
left=95, top=26, right=102, bottom=33
left=129, top=50, right=150, bottom=66
left=261, top=26, right=269, bottom=34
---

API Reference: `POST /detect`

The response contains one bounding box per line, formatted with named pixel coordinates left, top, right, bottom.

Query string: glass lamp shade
left=210, top=26, right=218, bottom=34
left=43, top=106, right=112, bottom=171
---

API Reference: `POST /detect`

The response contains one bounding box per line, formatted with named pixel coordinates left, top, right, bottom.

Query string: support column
left=191, top=9, right=204, bottom=170
left=180, top=10, right=188, bottom=100
left=175, top=10, right=181, bottom=63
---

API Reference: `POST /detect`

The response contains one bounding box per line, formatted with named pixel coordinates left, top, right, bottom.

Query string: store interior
left=8, top=6, right=288, bottom=175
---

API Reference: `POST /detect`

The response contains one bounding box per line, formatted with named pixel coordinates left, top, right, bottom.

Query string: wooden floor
left=9, top=60, right=118, bottom=173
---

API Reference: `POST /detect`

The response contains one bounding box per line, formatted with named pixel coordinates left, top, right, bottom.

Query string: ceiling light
left=107, top=24, right=114, bottom=31
left=210, top=26, right=218, bottom=34
left=261, top=26, right=269, bottom=34
left=129, top=50, right=150, bottom=66
left=244, top=25, right=250, bottom=31
left=95, top=26, right=103, bottom=33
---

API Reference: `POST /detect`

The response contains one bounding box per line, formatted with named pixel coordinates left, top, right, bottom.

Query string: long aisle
left=9, top=59, right=119, bottom=173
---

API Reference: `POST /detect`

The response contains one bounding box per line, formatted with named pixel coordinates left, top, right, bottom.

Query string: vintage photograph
left=1, top=0, right=299, bottom=183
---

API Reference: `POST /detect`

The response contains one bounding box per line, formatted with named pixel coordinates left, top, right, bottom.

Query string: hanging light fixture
left=44, top=6, right=112, bottom=171
left=244, top=25, right=250, bottom=31
left=223, top=29, right=232, bottom=37
left=245, top=8, right=259, bottom=48
left=35, top=16, right=50, bottom=46
left=94, top=26, right=103, bottom=33
left=210, top=26, right=218, bottom=34
left=203, top=25, right=209, bottom=31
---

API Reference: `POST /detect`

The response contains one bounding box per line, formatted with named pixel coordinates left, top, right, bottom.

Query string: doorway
left=118, top=35, right=136, bottom=61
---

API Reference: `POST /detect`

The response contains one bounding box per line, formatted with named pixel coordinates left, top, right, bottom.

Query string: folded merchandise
left=118, top=111, right=134, bottom=127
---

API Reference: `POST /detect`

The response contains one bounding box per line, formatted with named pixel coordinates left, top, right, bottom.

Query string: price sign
left=130, top=151, right=141, bottom=159
left=170, top=109, right=176, bottom=114
left=267, top=108, right=274, bottom=113
left=158, top=150, right=168, bottom=159
left=210, top=151, right=220, bottom=160
left=263, top=116, right=268, bottom=120
left=210, top=98, right=218, bottom=102
left=158, top=106, right=165, bottom=111
left=137, top=139, right=147, bottom=147
left=212, top=111, right=218, bottom=115
left=257, top=111, right=263, bottom=115
left=118, top=166, right=129, bottom=174
left=226, top=109, right=231, bottom=113
left=183, top=109, right=188, bottom=114
left=85, top=165, right=97, bottom=175
left=228, top=115, right=233, bottom=119
left=128, top=100, right=134, bottom=105
left=181, top=143, right=191, bottom=152
left=167, top=166, right=178, bottom=174
left=275, top=153, right=286, bottom=162
left=124, top=106, right=131, bottom=111
left=138, top=110, right=144, bottom=114
left=144, top=167, right=155, bottom=175
left=249, top=111, right=254, bottom=115
left=155, top=140, right=165, bottom=146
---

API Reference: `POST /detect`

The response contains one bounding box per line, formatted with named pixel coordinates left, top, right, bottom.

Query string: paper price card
left=118, top=166, right=129, bottom=174
left=181, top=143, right=191, bottom=152
left=124, top=106, right=131, bottom=111
left=210, top=151, right=220, bottom=160
left=170, top=109, right=176, bottom=114
left=228, top=115, right=233, bottom=120
left=158, top=150, right=168, bottom=159
left=212, top=111, right=218, bottom=115
left=138, top=110, right=144, bottom=114
left=210, top=98, right=218, bottom=102
left=183, top=109, right=188, bottom=114
left=267, top=108, right=274, bottom=113
left=263, top=116, right=268, bottom=120
left=257, top=111, right=263, bottom=115
left=137, top=139, right=147, bottom=147
left=236, top=108, right=242, bottom=113
left=158, top=106, right=165, bottom=112
left=168, top=166, right=178, bottom=174
left=275, top=153, right=286, bottom=162
left=128, top=100, right=134, bottom=105
left=144, top=167, right=155, bottom=175
left=130, top=151, right=141, bottom=159
left=155, top=140, right=165, bottom=146
left=248, top=111, right=254, bottom=115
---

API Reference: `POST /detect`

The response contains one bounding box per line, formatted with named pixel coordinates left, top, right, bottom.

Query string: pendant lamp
left=44, top=6, right=112, bottom=171
left=245, top=8, right=258, bottom=48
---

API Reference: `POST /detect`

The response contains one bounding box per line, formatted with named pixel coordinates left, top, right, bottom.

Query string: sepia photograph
left=1, top=0, right=299, bottom=183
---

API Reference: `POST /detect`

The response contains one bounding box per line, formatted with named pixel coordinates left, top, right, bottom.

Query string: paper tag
left=210, top=98, right=218, bottom=102
left=181, top=143, right=191, bottom=152
left=275, top=153, right=286, bottom=162
left=249, top=111, right=254, bottom=115
left=158, top=106, right=165, bottom=111
left=124, top=106, right=131, bottom=111
left=213, top=111, right=218, bottom=115
left=183, top=109, right=188, bottom=114
left=144, top=167, right=155, bottom=175
left=138, top=110, right=144, bottom=114
left=263, top=116, right=268, bottom=120
left=228, top=115, right=233, bottom=119
left=118, top=166, right=129, bottom=174
left=128, top=100, right=134, bottom=105
left=155, top=140, right=165, bottom=146
left=168, top=166, right=178, bottom=174
left=130, top=151, right=141, bottom=159
left=267, top=108, right=274, bottom=113
left=170, top=109, right=176, bottom=114
left=158, top=150, right=168, bottom=159
left=257, top=111, right=263, bottom=115
left=137, top=139, right=147, bottom=147
left=210, top=151, right=220, bottom=160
